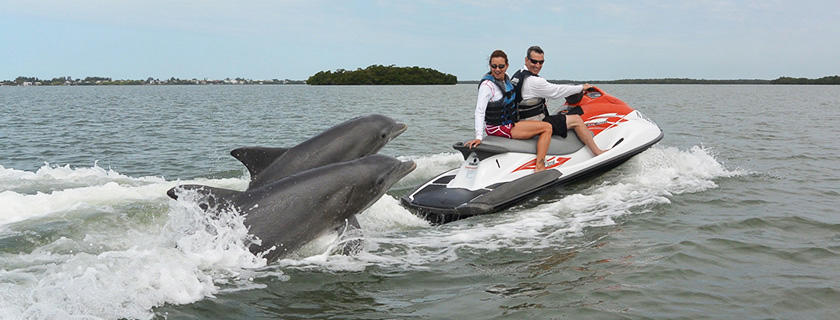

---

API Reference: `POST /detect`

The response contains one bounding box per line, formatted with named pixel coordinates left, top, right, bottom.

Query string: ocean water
left=0, top=84, right=838, bottom=319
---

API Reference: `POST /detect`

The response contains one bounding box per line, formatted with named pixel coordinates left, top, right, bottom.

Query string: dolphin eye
left=376, top=177, right=385, bottom=185
left=381, top=133, right=387, bottom=139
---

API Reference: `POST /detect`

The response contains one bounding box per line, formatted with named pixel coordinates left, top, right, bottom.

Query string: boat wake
left=0, top=145, right=740, bottom=319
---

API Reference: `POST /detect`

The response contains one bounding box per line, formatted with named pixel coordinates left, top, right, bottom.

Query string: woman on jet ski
left=464, top=49, right=553, bottom=172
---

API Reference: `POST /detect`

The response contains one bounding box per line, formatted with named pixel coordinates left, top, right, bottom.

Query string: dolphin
left=230, top=114, right=408, bottom=189
left=229, top=114, right=407, bottom=250
left=167, top=154, right=416, bottom=262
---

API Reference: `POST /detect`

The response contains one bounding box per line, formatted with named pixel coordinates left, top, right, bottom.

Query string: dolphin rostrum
left=167, top=154, right=416, bottom=262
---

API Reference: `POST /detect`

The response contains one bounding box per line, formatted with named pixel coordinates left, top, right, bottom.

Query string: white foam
left=0, top=164, right=262, bottom=319
left=0, top=182, right=165, bottom=226
left=395, top=152, right=462, bottom=187
left=357, top=195, right=430, bottom=232
left=450, top=145, right=740, bottom=248
left=0, top=163, right=247, bottom=228
left=0, top=190, right=267, bottom=320
left=0, top=162, right=164, bottom=192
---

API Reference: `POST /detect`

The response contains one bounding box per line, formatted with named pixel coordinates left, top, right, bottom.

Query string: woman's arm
left=474, top=82, right=494, bottom=140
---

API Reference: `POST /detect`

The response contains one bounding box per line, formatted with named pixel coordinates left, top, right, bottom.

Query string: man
left=510, top=45, right=606, bottom=156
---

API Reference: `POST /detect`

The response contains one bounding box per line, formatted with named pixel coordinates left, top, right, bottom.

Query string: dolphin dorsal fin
left=166, top=184, right=243, bottom=212
left=230, top=146, right=289, bottom=178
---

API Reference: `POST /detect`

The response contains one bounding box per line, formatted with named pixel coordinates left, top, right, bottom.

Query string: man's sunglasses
left=490, top=64, right=506, bottom=69
left=529, top=58, right=545, bottom=65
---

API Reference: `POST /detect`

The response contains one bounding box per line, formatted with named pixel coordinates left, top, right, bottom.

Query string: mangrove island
left=306, top=65, right=457, bottom=85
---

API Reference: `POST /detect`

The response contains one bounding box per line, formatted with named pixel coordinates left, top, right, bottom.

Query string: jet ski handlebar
left=565, top=85, right=604, bottom=106
left=452, top=141, right=508, bottom=161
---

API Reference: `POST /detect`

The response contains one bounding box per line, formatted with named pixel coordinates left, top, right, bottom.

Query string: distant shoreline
left=459, top=79, right=772, bottom=85
left=3, top=76, right=838, bottom=86
left=462, top=76, right=840, bottom=85
left=1, top=77, right=306, bottom=87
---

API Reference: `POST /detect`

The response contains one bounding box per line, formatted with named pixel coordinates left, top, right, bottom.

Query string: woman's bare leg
left=566, top=115, right=606, bottom=156
left=511, top=120, right=553, bottom=172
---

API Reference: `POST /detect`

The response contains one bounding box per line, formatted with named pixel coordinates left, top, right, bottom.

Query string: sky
left=2, top=0, right=839, bottom=81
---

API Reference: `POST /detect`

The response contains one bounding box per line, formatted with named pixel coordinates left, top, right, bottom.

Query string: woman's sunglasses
left=490, top=64, right=506, bottom=69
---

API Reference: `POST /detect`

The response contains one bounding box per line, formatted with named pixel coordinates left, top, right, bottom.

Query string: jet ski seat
left=453, top=130, right=585, bottom=160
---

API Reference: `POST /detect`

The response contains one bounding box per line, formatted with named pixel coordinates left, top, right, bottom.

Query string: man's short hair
left=527, top=46, right=544, bottom=58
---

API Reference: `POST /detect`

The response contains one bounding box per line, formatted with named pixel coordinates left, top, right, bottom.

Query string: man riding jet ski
left=401, top=86, right=663, bottom=224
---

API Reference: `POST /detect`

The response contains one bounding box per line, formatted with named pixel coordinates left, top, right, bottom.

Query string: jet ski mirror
left=565, top=86, right=603, bottom=105
left=567, top=87, right=605, bottom=105
left=565, top=92, right=584, bottom=105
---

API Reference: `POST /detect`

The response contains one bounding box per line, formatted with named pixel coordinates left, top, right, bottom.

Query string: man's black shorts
left=543, top=114, right=568, bottom=137
left=543, top=106, right=583, bottom=137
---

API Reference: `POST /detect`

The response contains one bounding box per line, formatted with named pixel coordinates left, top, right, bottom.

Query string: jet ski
left=401, top=86, right=663, bottom=224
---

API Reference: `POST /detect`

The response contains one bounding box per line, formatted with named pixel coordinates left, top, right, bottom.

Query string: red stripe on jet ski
left=585, top=116, right=629, bottom=135
left=512, top=156, right=571, bottom=172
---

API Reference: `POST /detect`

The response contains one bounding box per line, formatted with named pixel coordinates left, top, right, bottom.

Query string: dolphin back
left=244, top=114, right=405, bottom=190
left=230, top=146, right=289, bottom=178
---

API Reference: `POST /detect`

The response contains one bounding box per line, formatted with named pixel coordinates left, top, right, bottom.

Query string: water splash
left=0, top=145, right=740, bottom=318
left=395, top=152, right=462, bottom=188
left=0, top=162, right=163, bottom=193
left=0, top=163, right=246, bottom=227
left=0, top=165, right=263, bottom=320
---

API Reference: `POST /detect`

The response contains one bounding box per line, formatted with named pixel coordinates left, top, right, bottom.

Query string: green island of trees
left=307, top=65, right=457, bottom=85
left=769, top=76, right=840, bottom=84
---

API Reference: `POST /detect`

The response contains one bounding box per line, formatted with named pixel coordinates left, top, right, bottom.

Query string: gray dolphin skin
left=229, top=114, right=407, bottom=251
left=167, top=154, right=416, bottom=262
left=231, top=114, right=407, bottom=190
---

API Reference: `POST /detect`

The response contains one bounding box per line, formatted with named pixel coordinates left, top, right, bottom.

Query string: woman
left=464, top=49, right=553, bottom=172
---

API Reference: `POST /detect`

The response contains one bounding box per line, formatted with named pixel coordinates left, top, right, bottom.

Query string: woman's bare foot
left=534, top=159, right=546, bottom=172
left=593, top=148, right=608, bottom=156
